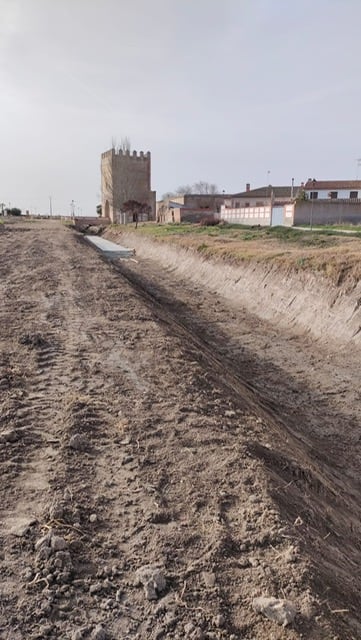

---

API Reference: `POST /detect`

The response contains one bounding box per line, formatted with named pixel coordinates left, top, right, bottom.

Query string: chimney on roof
left=246, top=183, right=250, bottom=192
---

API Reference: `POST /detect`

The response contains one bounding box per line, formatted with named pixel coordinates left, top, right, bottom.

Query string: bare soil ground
left=1, top=219, right=361, bottom=640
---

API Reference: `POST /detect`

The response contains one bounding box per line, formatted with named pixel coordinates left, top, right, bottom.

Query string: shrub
left=199, top=216, right=220, bottom=226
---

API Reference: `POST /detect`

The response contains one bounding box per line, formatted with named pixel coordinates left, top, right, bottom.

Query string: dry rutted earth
left=0, top=221, right=360, bottom=640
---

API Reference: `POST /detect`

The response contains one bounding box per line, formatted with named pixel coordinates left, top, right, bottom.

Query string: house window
left=256, top=201, right=265, bottom=206
left=350, top=191, right=358, bottom=199
left=329, top=191, right=338, bottom=199
left=245, top=202, right=250, bottom=207
left=310, top=191, right=318, bottom=200
left=234, top=201, right=240, bottom=208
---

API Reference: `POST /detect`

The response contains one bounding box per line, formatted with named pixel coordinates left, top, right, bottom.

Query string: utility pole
left=70, top=200, right=75, bottom=219
left=310, top=178, right=316, bottom=231
left=49, top=196, right=53, bottom=217
left=356, top=159, right=361, bottom=180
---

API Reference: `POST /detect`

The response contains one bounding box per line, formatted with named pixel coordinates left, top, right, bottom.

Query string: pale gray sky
left=1, top=0, right=361, bottom=215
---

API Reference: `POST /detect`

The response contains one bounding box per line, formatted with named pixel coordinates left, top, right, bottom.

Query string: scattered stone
left=57, top=570, right=71, bottom=583
left=201, top=571, right=216, bottom=588
left=10, top=516, right=37, bottom=537
left=72, top=628, right=89, bottom=640
left=89, top=513, right=97, bottom=523
left=54, top=550, right=72, bottom=570
left=48, top=499, right=66, bottom=520
left=252, top=596, right=297, bottom=627
left=164, top=609, right=177, bottom=626
left=51, top=535, right=67, bottom=552
left=69, top=433, right=90, bottom=451
left=89, top=582, right=103, bottom=595
left=23, top=567, right=34, bottom=581
left=35, top=532, right=52, bottom=551
left=224, top=409, right=236, bottom=417
left=248, top=556, right=259, bottom=567
left=103, top=598, right=113, bottom=609
left=238, top=558, right=250, bottom=568
left=283, top=545, right=298, bottom=563
left=214, top=614, right=225, bottom=627
left=154, top=593, right=176, bottom=614
left=91, top=624, right=109, bottom=640
left=135, top=564, right=166, bottom=600
left=1, top=428, right=22, bottom=443
left=34, top=623, right=54, bottom=638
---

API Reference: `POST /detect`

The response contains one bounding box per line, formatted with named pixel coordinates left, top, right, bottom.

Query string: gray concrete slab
left=85, top=235, right=135, bottom=259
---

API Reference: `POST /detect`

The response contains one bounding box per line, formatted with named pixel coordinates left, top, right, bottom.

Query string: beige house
left=156, top=194, right=229, bottom=224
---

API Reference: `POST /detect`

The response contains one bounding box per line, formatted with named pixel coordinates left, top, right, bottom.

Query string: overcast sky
left=1, top=0, right=361, bottom=216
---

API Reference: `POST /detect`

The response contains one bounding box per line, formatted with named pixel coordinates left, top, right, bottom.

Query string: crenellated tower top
left=101, top=148, right=151, bottom=160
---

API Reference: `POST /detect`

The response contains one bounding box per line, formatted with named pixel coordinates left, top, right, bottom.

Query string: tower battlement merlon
left=102, top=149, right=150, bottom=159
left=113, top=149, right=151, bottom=159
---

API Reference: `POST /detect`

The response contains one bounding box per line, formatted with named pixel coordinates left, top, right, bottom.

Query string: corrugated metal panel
left=271, top=206, right=284, bottom=226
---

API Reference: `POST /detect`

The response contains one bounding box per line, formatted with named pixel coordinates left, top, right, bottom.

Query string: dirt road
left=0, top=220, right=360, bottom=639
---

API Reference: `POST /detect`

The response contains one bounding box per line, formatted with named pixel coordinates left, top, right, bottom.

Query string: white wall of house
left=220, top=205, right=271, bottom=225
left=306, top=189, right=361, bottom=199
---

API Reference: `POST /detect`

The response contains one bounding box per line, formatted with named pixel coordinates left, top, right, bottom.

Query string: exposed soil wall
left=107, top=230, right=361, bottom=348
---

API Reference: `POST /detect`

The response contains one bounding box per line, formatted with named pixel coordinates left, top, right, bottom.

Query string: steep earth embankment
left=106, top=229, right=361, bottom=348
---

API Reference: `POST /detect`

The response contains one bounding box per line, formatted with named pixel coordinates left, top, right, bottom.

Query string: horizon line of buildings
left=100, top=145, right=361, bottom=227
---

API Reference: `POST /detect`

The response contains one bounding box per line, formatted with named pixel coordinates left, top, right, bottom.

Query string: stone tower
left=101, top=148, right=156, bottom=223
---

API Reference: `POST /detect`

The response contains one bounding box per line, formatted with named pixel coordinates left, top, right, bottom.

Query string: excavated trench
left=100, top=229, right=361, bottom=637
left=115, top=230, right=361, bottom=349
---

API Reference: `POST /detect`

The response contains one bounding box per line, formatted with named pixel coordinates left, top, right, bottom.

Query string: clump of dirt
left=19, top=332, right=50, bottom=349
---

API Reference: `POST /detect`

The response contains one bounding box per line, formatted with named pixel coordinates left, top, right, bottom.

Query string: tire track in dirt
left=0, top=221, right=355, bottom=639
left=92, top=246, right=361, bottom=639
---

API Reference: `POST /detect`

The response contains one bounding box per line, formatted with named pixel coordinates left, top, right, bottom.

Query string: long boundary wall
left=294, top=201, right=361, bottom=225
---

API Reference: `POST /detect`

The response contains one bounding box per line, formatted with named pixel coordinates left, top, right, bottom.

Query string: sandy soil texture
left=0, top=219, right=360, bottom=640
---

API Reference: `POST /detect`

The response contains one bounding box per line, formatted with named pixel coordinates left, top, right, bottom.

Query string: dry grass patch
left=127, top=223, right=361, bottom=287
